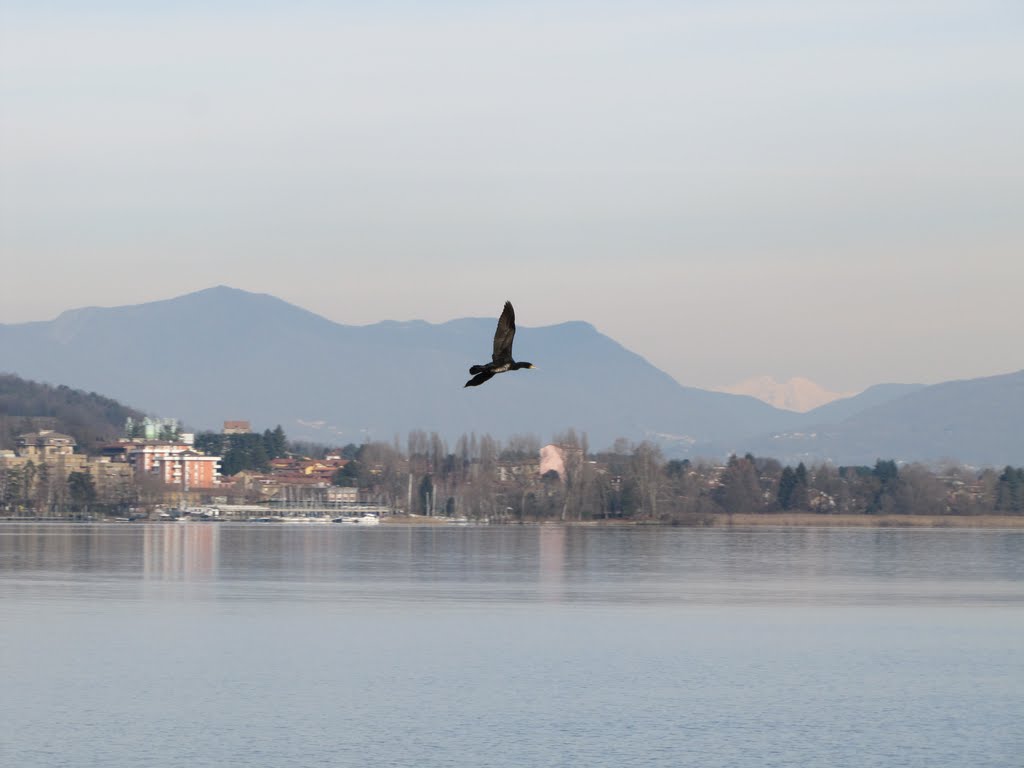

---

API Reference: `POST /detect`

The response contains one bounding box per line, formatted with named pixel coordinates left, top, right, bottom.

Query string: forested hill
left=0, top=287, right=1020, bottom=465
left=0, top=373, right=144, bottom=453
left=0, top=285, right=794, bottom=451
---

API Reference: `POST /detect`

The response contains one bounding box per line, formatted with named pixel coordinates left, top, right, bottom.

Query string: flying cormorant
left=464, top=301, right=535, bottom=387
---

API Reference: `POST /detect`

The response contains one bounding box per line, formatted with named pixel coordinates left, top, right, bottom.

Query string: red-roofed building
left=128, top=442, right=222, bottom=488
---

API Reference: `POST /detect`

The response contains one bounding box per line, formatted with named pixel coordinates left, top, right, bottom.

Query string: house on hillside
left=223, top=457, right=354, bottom=504
left=0, top=430, right=134, bottom=498
left=266, top=457, right=349, bottom=484
left=16, top=430, right=76, bottom=460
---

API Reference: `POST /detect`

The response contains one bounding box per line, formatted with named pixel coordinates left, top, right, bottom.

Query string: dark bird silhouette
left=464, top=301, right=536, bottom=387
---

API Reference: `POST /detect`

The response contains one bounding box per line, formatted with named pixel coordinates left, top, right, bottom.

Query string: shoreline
left=385, top=513, right=1024, bottom=528
left=3, top=513, right=1022, bottom=529
left=700, top=513, right=1024, bottom=528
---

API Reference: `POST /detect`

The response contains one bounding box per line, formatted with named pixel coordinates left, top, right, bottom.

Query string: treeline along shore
left=331, top=431, right=1023, bottom=523
left=3, top=418, right=1023, bottom=525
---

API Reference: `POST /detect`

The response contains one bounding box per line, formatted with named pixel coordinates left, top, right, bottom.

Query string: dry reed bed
left=716, top=513, right=1024, bottom=528
left=383, top=514, right=1024, bottom=528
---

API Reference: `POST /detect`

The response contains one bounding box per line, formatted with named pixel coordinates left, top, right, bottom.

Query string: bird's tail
left=469, top=365, right=485, bottom=375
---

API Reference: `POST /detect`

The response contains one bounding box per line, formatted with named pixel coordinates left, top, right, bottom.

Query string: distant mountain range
left=0, top=286, right=1020, bottom=466
left=734, top=373, right=1023, bottom=467
left=717, top=375, right=858, bottom=412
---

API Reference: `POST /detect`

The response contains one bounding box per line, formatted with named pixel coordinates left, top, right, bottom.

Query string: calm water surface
left=1, top=523, right=1022, bottom=768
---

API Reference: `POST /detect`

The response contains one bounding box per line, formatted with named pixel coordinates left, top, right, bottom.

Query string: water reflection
left=1, top=522, right=1023, bottom=607
left=4, top=522, right=1023, bottom=768
left=143, top=523, right=219, bottom=580
left=538, top=524, right=566, bottom=602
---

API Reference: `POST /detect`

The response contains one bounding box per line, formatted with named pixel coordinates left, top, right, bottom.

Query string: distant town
left=1, top=414, right=1023, bottom=524
left=0, top=417, right=372, bottom=521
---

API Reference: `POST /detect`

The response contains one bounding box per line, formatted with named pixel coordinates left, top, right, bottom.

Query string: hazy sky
left=2, top=1, right=1021, bottom=392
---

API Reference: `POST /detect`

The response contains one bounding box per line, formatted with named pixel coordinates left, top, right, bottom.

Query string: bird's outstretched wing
left=491, top=301, right=516, bottom=365
left=464, top=370, right=495, bottom=388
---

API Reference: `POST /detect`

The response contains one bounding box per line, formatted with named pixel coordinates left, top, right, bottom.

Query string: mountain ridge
left=722, top=370, right=1024, bottom=466
left=717, top=375, right=858, bottom=412
left=0, top=287, right=795, bottom=450
left=0, top=286, right=1020, bottom=465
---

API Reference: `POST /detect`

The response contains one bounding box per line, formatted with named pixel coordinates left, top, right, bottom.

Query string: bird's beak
left=529, top=364, right=537, bottom=369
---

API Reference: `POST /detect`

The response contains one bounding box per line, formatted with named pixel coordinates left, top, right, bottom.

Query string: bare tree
left=629, top=441, right=664, bottom=519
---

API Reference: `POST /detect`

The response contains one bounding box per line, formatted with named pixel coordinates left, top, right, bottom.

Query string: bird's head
left=514, top=362, right=536, bottom=370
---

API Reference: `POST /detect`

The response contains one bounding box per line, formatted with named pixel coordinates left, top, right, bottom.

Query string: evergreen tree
left=333, top=460, right=363, bottom=487
left=158, top=424, right=181, bottom=441
left=68, top=471, right=97, bottom=514
left=869, top=459, right=901, bottom=514
left=21, top=461, right=37, bottom=512
left=714, top=454, right=763, bottom=513
left=193, top=432, right=224, bottom=456
left=996, top=466, right=1024, bottom=513
left=34, top=462, right=52, bottom=515
left=792, top=462, right=810, bottom=509
left=216, top=433, right=271, bottom=476
left=262, top=426, right=288, bottom=459
left=778, top=466, right=798, bottom=510
left=795, top=462, right=808, bottom=487
left=665, top=459, right=690, bottom=478
left=271, top=425, right=287, bottom=458
left=873, top=459, right=899, bottom=485
left=777, top=464, right=810, bottom=511
left=418, top=474, right=434, bottom=515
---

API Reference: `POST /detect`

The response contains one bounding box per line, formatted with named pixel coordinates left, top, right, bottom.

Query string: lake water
left=2, top=522, right=1022, bottom=768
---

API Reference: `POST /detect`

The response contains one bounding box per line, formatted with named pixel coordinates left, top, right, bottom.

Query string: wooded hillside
left=0, top=373, right=144, bottom=453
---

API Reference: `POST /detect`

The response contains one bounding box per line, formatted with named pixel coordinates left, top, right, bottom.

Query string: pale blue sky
left=2, top=1, right=1021, bottom=391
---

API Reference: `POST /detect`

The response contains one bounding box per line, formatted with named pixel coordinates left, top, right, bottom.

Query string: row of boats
left=156, top=507, right=382, bottom=524
left=331, top=513, right=380, bottom=525
left=246, top=513, right=381, bottom=524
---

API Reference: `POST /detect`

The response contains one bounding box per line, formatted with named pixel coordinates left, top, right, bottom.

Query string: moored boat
left=331, top=513, right=380, bottom=524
